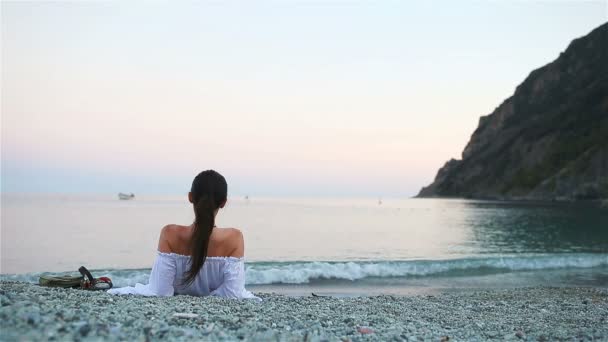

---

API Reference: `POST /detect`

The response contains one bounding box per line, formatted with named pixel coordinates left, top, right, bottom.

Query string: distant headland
left=418, top=22, right=608, bottom=201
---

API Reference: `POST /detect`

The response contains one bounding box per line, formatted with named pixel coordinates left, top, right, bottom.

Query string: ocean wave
left=245, top=254, right=608, bottom=285
left=2, top=254, right=606, bottom=287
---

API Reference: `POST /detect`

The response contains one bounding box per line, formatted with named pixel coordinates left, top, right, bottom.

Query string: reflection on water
left=462, top=200, right=608, bottom=254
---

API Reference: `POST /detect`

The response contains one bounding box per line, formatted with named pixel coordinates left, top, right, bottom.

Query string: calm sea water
left=1, top=194, right=607, bottom=295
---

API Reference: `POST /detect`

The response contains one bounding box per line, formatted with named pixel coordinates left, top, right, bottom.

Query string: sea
left=1, top=194, right=607, bottom=296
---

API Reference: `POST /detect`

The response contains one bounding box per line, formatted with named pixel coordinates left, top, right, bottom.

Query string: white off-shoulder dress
left=107, top=252, right=259, bottom=300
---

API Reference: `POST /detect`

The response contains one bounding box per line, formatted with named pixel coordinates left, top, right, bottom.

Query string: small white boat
left=118, top=193, right=135, bottom=200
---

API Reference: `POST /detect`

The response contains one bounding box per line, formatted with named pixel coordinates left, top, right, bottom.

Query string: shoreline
left=2, top=281, right=607, bottom=341
left=414, top=194, right=608, bottom=204
left=4, top=255, right=608, bottom=294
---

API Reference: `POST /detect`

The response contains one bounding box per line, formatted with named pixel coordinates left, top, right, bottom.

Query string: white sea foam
left=2, top=254, right=606, bottom=287
left=244, top=254, right=608, bottom=285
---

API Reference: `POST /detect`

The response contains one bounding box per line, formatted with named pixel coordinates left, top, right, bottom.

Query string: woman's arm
left=227, top=228, right=244, bottom=258
left=107, top=252, right=176, bottom=296
left=209, top=229, right=259, bottom=300
left=147, top=251, right=177, bottom=296
left=209, top=258, right=259, bottom=300
left=157, top=224, right=175, bottom=253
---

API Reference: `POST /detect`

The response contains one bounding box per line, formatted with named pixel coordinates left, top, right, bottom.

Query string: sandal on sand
left=39, top=266, right=113, bottom=290
left=78, top=266, right=113, bottom=290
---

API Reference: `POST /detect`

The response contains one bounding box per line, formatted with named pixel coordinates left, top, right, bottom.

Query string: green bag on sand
left=39, top=266, right=113, bottom=290
left=39, top=274, right=83, bottom=288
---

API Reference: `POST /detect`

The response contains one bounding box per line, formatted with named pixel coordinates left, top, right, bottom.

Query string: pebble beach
left=1, top=281, right=607, bottom=341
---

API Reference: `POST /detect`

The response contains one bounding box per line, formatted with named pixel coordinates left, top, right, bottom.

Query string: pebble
left=0, top=281, right=607, bottom=341
left=26, top=312, right=40, bottom=325
left=172, top=312, right=198, bottom=319
left=357, top=327, right=374, bottom=334
left=78, top=323, right=91, bottom=337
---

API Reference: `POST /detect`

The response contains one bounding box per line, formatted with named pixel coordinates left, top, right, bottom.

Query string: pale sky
left=1, top=1, right=606, bottom=196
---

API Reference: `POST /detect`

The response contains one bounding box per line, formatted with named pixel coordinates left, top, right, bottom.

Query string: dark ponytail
left=183, top=170, right=227, bottom=285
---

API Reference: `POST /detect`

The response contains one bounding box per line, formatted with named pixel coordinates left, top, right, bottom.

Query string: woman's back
left=107, top=170, right=258, bottom=299
left=108, top=226, right=256, bottom=299
left=158, top=224, right=244, bottom=259
left=144, top=252, right=254, bottom=298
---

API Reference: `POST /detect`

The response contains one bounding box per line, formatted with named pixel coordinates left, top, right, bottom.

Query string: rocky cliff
left=418, top=22, right=608, bottom=201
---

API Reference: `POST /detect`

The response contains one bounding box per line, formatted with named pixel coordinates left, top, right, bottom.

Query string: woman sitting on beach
left=108, top=170, right=258, bottom=299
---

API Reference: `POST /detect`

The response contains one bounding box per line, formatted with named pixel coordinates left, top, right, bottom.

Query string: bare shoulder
left=212, top=227, right=244, bottom=257
left=160, top=224, right=176, bottom=235
left=158, top=224, right=191, bottom=253
left=213, top=227, right=243, bottom=242
left=226, top=227, right=243, bottom=239
left=160, top=224, right=180, bottom=240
